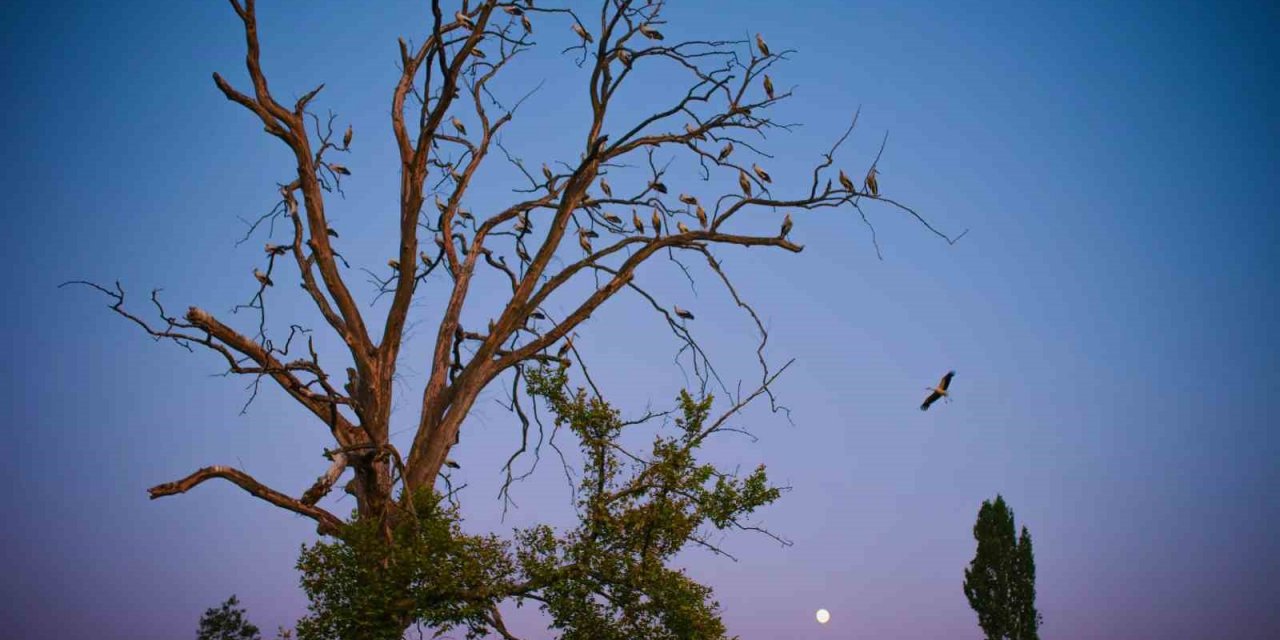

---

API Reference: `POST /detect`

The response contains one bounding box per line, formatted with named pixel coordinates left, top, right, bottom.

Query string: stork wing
left=920, top=390, right=941, bottom=411
left=939, top=370, right=955, bottom=391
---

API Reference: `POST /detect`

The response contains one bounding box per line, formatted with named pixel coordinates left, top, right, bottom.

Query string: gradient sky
left=3, top=1, right=1278, bottom=639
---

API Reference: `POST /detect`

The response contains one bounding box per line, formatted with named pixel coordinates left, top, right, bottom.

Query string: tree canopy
left=963, top=494, right=1042, bottom=640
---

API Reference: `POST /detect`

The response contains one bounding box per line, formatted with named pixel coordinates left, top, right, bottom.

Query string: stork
left=677, top=221, right=690, bottom=234
left=342, top=125, right=353, bottom=148
left=578, top=232, right=592, bottom=254
left=450, top=116, right=467, bottom=136
left=756, top=33, right=770, bottom=57
left=616, top=48, right=633, bottom=67
left=650, top=179, right=668, bottom=194
left=632, top=210, right=645, bottom=234
left=599, top=177, right=613, bottom=198
left=864, top=167, right=880, bottom=197
left=254, top=268, right=273, bottom=287
left=330, top=164, right=350, bottom=176
left=838, top=169, right=855, bottom=193
left=639, top=24, right=664, bottom=40
left=920, top=371, right=955, bottom=411
left=455, top=10, right=474, bottom=29
left=753, top=163, right=772, bottom=183
left=603, top=212, right=622, bottom=225
left=673, top=305, right=695, bottom=320
left=718, top=142, right=734, bottom=162
left=780, top=213, right=792, bottom=237
left=739, top=170, right=752, bottom=197
left=679, top=194, right=699, bottom=206
left=388, top=259, right=400, bottom=270
left=695, top=205, right=708, bottom=228
left=572, top=22, right=593, bottom=43
left=541, top=163, right=554, bottom=183
left=763, top=75, right=775, bottom=100
left=521, top=14, right=532, bottom=34
left=651, top=209, right=662, bottom=235
left=265, top=243, right=288, bottom=256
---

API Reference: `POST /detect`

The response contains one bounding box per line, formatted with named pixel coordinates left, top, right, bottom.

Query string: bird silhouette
left=753, top=163, right=772, bottom=183
left=254, top=269, right=273, bottom=287
left=756, top=33, right=770, bottom=57
left=838, top=169, right=855, bottom=193
left=920, top=371, right=955, bottom=411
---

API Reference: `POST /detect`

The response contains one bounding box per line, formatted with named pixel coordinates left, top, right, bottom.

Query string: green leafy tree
left=963, top=495, right=1042, bottom=640
left=293, top=367, right=783, bottom=640
left=197, top=595, right=262, bottom=640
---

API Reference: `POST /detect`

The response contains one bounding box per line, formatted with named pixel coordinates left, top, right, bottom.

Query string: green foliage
left=295, top=493, right=514, bottom=640
left=293, top=368, right=784, bottom=639
left=197, top=595, right=261, bottom=640
left=962, top=495, right=1042, bottom=640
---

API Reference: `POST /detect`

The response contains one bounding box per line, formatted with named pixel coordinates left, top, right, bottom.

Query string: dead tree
left=70, top=0, right=962, bottom=541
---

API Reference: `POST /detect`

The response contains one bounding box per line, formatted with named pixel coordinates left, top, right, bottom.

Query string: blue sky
left=3, top=1, right=1277, bottom=638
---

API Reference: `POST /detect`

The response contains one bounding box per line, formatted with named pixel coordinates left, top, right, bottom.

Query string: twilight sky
left=3, top=1, right=1278, bottom=639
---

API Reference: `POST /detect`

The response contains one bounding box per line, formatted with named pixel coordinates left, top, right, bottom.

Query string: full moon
left=816, top=609, right=831, bottom=624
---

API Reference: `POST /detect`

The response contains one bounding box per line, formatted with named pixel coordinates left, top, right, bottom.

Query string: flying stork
left=920, top=371, right=955, bottom=411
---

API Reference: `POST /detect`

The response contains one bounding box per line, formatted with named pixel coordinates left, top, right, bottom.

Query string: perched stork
left=254, top=268, right=273, bottom=287
left=651, top=209, right=662, bottom=235
left=444, top=459, right=461, bottom=470
left=602, top=211, right=622, bottom=225
left=503, top=5, right=523, bottom=15
left=695, top=205, right=708, bottom=228
left=679, top=193, right=699, bottom=206
left=330, top=163, right=350, bottom=176
left=756, top=33, right=770, bottom=57
left=572, top=22, right=593, bottom=43
left=639, top=24, right=664, bottom=40
left=616, top=48, right=633, bottom=67
left=865, top=167, right=880, bottom=197
left=599, top=177, right=613, bottom=198
left=685, top=123, right=705, bottom=141
left=265, top=243, right=288, bottom=256
left=521, top=14, right=532, bottom=34
left=516, top=244, right=531, bottom=263
left=327, top=227, right=339, bottom=238
left=650, top=179, right=668, bottom=194
left=753, top=163, right=772, bottom=183
left=455, top=10, right=474, bottom=29
left=676, top=221, right=690, bottom=234
left=780, top=213, right=792, bottom=237
left=763, top=75, right=775, bottom=100
left=541, top=163, right=554, bottom=183
left=739, top=170, right=752, bottom=197
left=838, top=169, right=855, bottom=193
left=450, top=116, right=467, bottom=136
left=388, top=259, right=400, bottom=270
left=342, top=125, right=353, bottom=148
left=920, top=371, right=956, bottom=411
left=435, top=194, right=448, bottom=214
left=578, top=232, right=592, bottom=254
left=632, top=209, right=645, bottom=234
left=718, top=142, right=734, bottom=162
left=673, top=305, right=695, bottom=320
